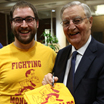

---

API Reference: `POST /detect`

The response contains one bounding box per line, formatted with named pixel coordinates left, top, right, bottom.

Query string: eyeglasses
left=12, top=16, right=35, bottom=24
left=61, top=17, right=88, bottom=27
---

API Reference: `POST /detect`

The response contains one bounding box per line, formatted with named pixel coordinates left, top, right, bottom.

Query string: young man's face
left=11, top=7, right=39, bottom=44
left=62, top=5, right=93, bottom=49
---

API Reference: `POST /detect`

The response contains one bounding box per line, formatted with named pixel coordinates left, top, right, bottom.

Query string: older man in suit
left=42, top=1, right=104, bottom=104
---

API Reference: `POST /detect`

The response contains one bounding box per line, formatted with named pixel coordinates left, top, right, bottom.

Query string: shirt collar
left=71, top=35, right=91, bottom=56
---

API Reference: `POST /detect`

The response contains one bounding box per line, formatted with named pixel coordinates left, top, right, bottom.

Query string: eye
left=14, top=18, right=22, bottom=23
left=26, top=17, right=33, bottom=23
left=63, top=21, right=69, bottom=26
left=73, top=18, right=82, bottom=24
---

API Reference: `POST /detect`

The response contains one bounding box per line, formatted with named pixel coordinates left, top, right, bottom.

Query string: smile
left=20, top=31, right=29, bottom=34
left=70, top=32, right=79, bottom=36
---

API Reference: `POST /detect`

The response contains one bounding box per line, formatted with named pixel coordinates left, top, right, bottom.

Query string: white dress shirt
left=63, top=35, right=91, bottom=86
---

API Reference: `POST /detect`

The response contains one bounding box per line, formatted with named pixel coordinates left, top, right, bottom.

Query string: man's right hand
left=42, top=73, right=58, bottom=87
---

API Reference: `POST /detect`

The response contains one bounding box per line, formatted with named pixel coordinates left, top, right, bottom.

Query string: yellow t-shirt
left=0, top=41, right=56, bottom=104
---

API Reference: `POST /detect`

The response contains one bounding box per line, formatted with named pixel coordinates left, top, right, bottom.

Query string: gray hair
left=61, top=1, right=92, bottom=19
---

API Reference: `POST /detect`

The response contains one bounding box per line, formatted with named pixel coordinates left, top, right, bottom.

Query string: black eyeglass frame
left=60, top=17, right=89, bottom=27
left=11, top=16, right=36, bottom=23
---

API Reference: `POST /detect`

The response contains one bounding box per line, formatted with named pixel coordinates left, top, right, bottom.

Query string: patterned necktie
left=67, top=51, right=77, bottom=96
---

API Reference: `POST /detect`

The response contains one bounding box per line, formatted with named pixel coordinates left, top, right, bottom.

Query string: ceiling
left=0, top=0, right=104, bottom=19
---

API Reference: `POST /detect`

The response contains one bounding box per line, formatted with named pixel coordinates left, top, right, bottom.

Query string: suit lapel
left=54, top=45, right=72, bottom=82
left=74, top=37, right=97, bottom=91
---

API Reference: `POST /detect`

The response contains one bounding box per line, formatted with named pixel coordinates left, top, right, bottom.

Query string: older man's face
left=62, top=5, right=93, bottom=49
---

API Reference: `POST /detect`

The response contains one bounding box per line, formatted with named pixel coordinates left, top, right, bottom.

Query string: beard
left=12, top=27, right=37, bottom=44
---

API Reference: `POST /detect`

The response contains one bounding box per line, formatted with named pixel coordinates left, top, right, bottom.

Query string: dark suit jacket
left=53, top=37, right=104, bottom=104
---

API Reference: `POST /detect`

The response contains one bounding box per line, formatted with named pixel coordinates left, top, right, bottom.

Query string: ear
left=10, top=20, right=13, bottom=26
left=10, top=21, right=13, bottom=29
left=36, top=21, right=39, bottom=28
left=89, top=16, right=93, bottom=28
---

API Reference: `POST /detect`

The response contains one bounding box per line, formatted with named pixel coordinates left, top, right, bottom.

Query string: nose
left=68, top=20, right=76, bottom=30
left=21, top=20, right=28, bottom=27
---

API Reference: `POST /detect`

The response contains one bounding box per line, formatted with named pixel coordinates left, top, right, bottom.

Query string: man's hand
left=42, top=73, right=58, bottom=86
